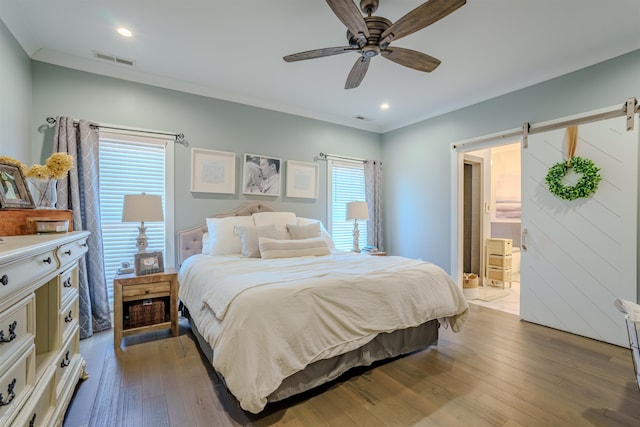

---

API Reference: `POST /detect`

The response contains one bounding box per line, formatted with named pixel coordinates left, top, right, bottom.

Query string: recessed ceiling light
left=117, top=27, right=132, bottom=38
left=380, top=103, right=390, bottom=110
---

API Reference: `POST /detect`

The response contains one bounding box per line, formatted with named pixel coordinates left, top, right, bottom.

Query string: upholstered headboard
left=176, top=202, right=278, bottom=266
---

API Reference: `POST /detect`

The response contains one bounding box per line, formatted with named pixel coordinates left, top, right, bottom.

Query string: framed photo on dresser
left=0, top=161, right=35, bottom=209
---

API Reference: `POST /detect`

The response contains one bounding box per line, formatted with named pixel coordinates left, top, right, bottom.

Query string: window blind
left=328, top=160, right=368, bottom=251
left=99, top=138, right=167, bottom=308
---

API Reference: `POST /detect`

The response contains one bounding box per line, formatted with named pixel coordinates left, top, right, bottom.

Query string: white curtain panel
left=54, top=117, right=112, bottom=339
left=364, top=160, right=383, bottom=251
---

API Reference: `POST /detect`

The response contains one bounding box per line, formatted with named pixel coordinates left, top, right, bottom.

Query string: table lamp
left=122, top=193, right=164, bottom=253
left=346, top=201, right=369, bottom=253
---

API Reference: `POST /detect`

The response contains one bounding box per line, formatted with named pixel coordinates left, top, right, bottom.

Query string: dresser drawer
left=58, top=297, right=79, bottom=347
left=58, top=267, right=78, bottom=308
left=488, top=254, right=512, bottom=268
left=56, top=237, right=88, bottom=268
left=54, top=326, right=80, bottom=398
left=11, top=366, right=56, bottom=427
left=122, top=281, right=171, bottom=299
left=487, top=267, right=512, bottom=282
left=0, top=250, right=57, bottom=303
left=0, top=294, right=35, bottom=369
left=0, top=344, right=36, bottom=425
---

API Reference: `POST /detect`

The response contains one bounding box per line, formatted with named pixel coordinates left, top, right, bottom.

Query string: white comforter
left=178, top=251, right=468, bottom=413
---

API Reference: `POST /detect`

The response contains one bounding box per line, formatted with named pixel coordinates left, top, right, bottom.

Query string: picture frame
left=286, top=160, right=319, bottom=199
left=134, top=251, right=164, bottom=276
left=0, top=161, right=35, bottom=209
left=243, top=153, right=282, bottom=196
left=190, top=148, right=236, bottom=194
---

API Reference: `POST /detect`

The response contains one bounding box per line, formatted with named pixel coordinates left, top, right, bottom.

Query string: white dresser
left=0, top=231, right=89, bottom=427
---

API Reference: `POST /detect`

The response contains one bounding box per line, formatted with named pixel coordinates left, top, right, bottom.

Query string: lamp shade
left=122, top=194, right=164, bottom=223
left=346, top=201, right=369, bottom=221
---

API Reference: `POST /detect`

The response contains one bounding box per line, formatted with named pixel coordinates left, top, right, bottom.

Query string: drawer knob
left=0, top=275, right=7, bottom=286
left=81, top=242, right=88, bottom=247
left=60, top=350, right=71, bottom=368
left=29, top=413, right=36, bottom=427
left=63, top=277, right=73, bottom=288
left=0, top=378, right=16, bottom=407
left=0, top=321, right=17, bottom=344
left=43, top=256, right=52, bottom=264
left=64, top=249, right=72, bottom=256
left=64, top=311, right=73, bottom=323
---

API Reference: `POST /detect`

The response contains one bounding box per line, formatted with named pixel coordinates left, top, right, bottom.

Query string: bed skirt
left=184, top=306, right=440, bottom=406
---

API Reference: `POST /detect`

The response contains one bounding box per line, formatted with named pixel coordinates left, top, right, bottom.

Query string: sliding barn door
left=521, top=112, right=638, bottom=347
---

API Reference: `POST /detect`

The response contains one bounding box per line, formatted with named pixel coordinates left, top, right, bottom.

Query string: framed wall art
left=243, top=153, right=281, bottom=196
left=134, top=251, right=164, bottom=276
left=190, top=148, right=236, bottom=194
left=0, top=161, right=35, bottom=209
left=286, top=160, right=319, bottom=199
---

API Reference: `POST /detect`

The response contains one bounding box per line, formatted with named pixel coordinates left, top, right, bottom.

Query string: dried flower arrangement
left=0, top=153, right=74, bottom=208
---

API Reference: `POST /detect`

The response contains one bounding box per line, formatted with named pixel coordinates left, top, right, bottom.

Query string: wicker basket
left=129, top=300, right=165, bottom=328
left=463, top=273, right=479, bottom=289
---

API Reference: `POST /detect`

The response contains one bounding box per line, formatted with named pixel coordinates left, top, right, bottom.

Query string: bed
left=177, top=202, right=469, bottom=414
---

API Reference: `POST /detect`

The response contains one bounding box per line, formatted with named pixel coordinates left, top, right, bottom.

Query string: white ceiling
left=2, top=1, right=639, bottom=133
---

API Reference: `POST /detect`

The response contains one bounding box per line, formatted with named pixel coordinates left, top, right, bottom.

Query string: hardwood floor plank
left=63, top=307, right=640, bottom=426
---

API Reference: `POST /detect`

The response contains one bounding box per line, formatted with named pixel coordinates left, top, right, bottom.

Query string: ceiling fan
left=283, top=0, right=466, bottom=89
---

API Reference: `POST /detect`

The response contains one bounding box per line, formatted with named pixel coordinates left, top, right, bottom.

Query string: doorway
left=458, top=142, right=521, bottom=316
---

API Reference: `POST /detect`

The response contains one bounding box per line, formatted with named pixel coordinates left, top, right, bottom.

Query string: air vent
left=354, top=115, right=368, bottom=120
left=93, top=51, right=135, bottom=67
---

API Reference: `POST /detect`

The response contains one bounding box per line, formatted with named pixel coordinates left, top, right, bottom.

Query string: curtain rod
left=45, top=116, right=189, bottom=147
left=314, top=152, right=365, bottom=163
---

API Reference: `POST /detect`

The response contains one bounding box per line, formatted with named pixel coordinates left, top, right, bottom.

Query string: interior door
left=521, top=111, right=638, bottom=347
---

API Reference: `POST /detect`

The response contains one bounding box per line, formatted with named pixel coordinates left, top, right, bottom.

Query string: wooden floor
left=63, top=304, right=640, bottom=427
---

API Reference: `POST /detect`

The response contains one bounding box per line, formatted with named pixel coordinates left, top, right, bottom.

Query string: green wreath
left=545, top=156, right=602, bottom=201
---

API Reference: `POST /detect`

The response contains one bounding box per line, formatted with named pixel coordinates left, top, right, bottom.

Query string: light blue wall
left=30, top=62, right=382, bottom=231
left=382, top=49, right=640, bottom=272
left=0, top=19, right=31, bottom=161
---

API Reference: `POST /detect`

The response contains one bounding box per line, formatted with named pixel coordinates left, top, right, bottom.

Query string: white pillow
left=287, top=223, right=321, bottom=240
left=235, top=224, right=277, bottom=258
left=259, top=236, right=330, bottom=259
left=206, top=216, right=254, bottom=255
left=252, top=212, right=297, bottom=240
left=296, top=217, right=335, bottom=249
left=202, top=232, right=210, bottom=255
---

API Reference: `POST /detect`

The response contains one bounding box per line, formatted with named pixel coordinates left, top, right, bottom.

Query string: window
left=328, top=160, right=367, bottom=251
left=98, top=132, right=174, bottom=308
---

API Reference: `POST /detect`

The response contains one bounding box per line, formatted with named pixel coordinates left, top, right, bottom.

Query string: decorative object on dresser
left=0, top=161, right=34, bottom=209
left=346, top=201, right=369, bottom=252
left=113, top=269, right=178, bottom=349
left=121, top=193, right=164, bottom=253
left=24, top=152, right=74, bottom=209
left=0, top=231, right=90, bottom=426
left=0, top=209, right=73, bottom=237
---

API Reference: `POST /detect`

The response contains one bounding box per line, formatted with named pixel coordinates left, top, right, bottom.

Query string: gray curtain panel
left=364, top=160, right=383, bottom=251
left=53, top=117, right=112, bottom=339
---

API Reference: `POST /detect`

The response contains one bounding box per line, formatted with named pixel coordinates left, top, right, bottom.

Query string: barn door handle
left=521, top=228, right=528, bottom=251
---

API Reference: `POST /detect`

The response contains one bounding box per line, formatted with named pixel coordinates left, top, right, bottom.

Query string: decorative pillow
left=202, top=232, right=210, bottom=255
left=252, top=211, right=297, bottom=240
left=287, top=223, right=321, bottom=240
left=296, top=217, right=335, bottom=249
left=206, top=216, right=254, bottom=255
left=235, top=224, right=277, bottom=258
left=259, top=236, right=330, bottom=259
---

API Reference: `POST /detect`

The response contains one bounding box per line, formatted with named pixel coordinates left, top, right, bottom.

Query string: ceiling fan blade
left=326, top=0, right=369, bottom=45
left=345, top=57, right=370, bottom=89
left=284, top=46, right=358, bottom=62
left=381, top=47, right=441, bottom=72
left=380, top=0, right=466, bottom=46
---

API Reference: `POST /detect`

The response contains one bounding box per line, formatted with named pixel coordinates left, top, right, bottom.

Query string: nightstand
left=113, top=268, right=178, bottom=349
